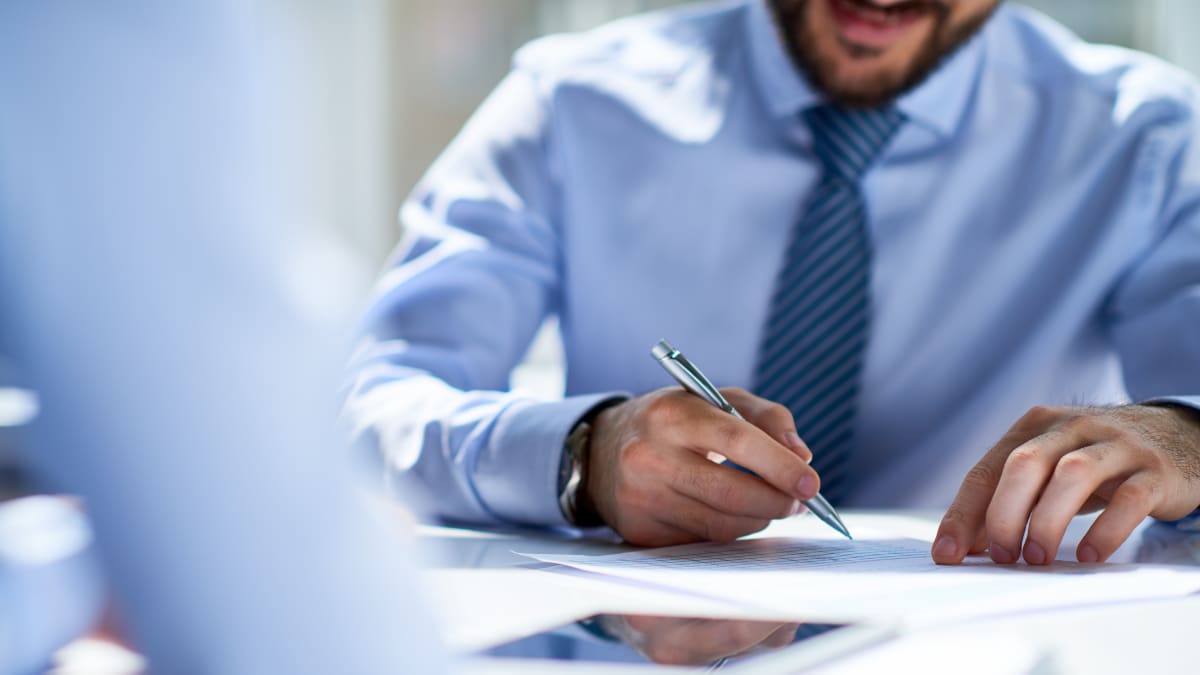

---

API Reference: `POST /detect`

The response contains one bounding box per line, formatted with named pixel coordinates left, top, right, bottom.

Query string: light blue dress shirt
left=347, top=0, right=1200, bottom=528
left=0, top=2, right=446, bottom=673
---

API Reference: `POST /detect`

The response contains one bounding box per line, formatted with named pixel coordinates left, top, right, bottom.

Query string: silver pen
left=651, top=339, right=853, bottom=540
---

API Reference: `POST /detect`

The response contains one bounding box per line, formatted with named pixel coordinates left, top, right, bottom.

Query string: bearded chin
left=770, top=0, right=995, bottom=110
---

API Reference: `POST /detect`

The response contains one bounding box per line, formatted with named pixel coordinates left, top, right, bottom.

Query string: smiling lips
left=828, top=0, right=935, bottom=50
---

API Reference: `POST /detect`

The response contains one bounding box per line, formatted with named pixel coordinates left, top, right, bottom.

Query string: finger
left=671, top=452, right=802, bottom=520
left=1077, top=472, right=1160, bottom=563
left=933, top=452, right=1014, bottom=564
left=932, top=407, right=1063, bottom=564
left=678, top=406, right=820, bottom=502
left=1023, top=443, right=1137, bottom=565
left=667, top=492, right=771, bottom=543
left=722, top=388, right=812, bottom=462
left=985, top=424, right=1089, bottom=564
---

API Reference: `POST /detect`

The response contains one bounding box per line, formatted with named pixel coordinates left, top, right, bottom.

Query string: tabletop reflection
left=483, top=613, right=844, bottom=667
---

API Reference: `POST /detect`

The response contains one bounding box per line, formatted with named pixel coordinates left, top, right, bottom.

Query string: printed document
left=528, top=514, right=1200, bottom=627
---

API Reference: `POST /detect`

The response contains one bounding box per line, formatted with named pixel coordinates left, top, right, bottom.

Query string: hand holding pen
left=580, top=346, right=834, bottom=547
left=652, top=340, right=851, bottom=539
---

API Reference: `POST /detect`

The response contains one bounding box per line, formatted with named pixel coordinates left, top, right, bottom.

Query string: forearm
left=347, top=364, right=625, bottom=527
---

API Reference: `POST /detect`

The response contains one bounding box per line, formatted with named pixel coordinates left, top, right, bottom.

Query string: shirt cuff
left=1141, top=396, right=1200, bottom=414
left=475, top=392, right=628, bottom=527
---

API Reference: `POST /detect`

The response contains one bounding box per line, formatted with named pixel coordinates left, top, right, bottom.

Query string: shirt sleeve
left=1107, top=92, right=1200, bottom=409
left=345, top=64, right=626, bottom=528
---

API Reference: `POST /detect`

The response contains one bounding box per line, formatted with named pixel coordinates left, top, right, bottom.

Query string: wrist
left=558, top=399, right=623, bottom=527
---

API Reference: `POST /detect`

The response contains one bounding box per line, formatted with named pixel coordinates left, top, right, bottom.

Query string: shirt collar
left=743, top=0, right=984, bottom=140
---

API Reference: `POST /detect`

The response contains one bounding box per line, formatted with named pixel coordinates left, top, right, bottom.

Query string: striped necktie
left=752, top=105, right=905, bottom=505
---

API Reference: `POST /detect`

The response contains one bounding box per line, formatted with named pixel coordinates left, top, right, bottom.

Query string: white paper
left=526, top=515, right=1200, bottom=627
left=536, top=537, right=931, bottom=576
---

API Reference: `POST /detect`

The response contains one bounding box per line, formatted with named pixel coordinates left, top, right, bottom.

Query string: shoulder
left=513, top=0, right=746, bottom=83
left=509, top=1, right=748, bottom=141
left=984, top=5, right=1199, bottom=134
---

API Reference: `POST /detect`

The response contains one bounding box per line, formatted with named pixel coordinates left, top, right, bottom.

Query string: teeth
left=838, top=0, right=923, bottom=27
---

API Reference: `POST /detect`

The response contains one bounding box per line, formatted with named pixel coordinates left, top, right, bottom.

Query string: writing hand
left=585, top=387, right=817, bottom=546
left=933, top=404, right=1200, bottom=565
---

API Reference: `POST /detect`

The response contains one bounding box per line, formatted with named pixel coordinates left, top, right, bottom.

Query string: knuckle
left=1117, top=480, right=1157, bottom=511
left=621, top=439, right=656, bottom=470
left=642, top=393, right=683, bottom=425
left=763, top=400, right=793, bottom=423
left=1113, top=431, right=1142, bottom=452
left=1022, top=405, right=1059, bottom=428
left=1053, top=452, right=1094, bottom=482
left=1004, top=446, right=1043, bottom=473
left=713, top=420, right=748, bottom=452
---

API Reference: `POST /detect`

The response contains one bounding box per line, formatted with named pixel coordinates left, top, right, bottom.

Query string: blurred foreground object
left=0, top=1, right=446, bottom=673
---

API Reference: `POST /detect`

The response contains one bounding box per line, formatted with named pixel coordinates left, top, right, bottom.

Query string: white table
left=422, top=511, right=1200, bottom=674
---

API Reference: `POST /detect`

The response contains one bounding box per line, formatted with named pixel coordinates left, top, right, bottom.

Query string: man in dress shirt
left=347, top=0, right=1200, bottom=567
left=0, top=2, right=445, bottom=672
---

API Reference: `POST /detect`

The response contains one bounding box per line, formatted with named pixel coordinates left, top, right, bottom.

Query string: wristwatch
left=558, top=419, right=595, bottom=526
left=558, top=401, right=623, bottom=527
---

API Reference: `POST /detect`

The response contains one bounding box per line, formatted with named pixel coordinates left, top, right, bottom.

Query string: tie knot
left=804, top=105, right=905, bottom=182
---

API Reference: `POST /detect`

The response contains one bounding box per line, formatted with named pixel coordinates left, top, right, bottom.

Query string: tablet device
left=475, top=612, right=893, bottom=672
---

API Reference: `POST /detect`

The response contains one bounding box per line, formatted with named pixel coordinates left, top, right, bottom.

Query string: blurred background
left=243, top=0, right=1200, bottom=405
left=281, top=0, right=1200, bottom=270
left=5, top=0, right=1200, bottom=498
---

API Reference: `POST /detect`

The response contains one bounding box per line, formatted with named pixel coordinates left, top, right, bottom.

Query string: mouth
left=827, top=0, right=940, bottom=52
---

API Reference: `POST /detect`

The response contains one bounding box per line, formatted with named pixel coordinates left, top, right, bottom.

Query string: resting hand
left=933, top=404, right=1200, bottom=565
left=585, top=387, right=818, bottom=546
left=608, top=615, right=799, bottom=665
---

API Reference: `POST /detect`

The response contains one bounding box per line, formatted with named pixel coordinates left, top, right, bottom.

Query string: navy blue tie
left=753, top=105, right=905, bottom=505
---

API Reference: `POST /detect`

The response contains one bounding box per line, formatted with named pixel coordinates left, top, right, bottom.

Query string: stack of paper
left=526, top=515, right=1200, bottom=627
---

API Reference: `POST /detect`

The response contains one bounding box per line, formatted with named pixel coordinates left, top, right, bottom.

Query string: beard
left=769, top=0, right=999, bottom=109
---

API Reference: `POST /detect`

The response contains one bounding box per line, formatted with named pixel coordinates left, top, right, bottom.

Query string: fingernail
left=1023, top=540, right=1046, bottom=566
left=990, top=543, right=1014, bottom=564
left=932, top=536, right=957, bottom=561
left=1078, top=544, right=1099, bottom=563
left=796, top=474, right=817, bottom=499
left=789, top=500, right=805, bottom=516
